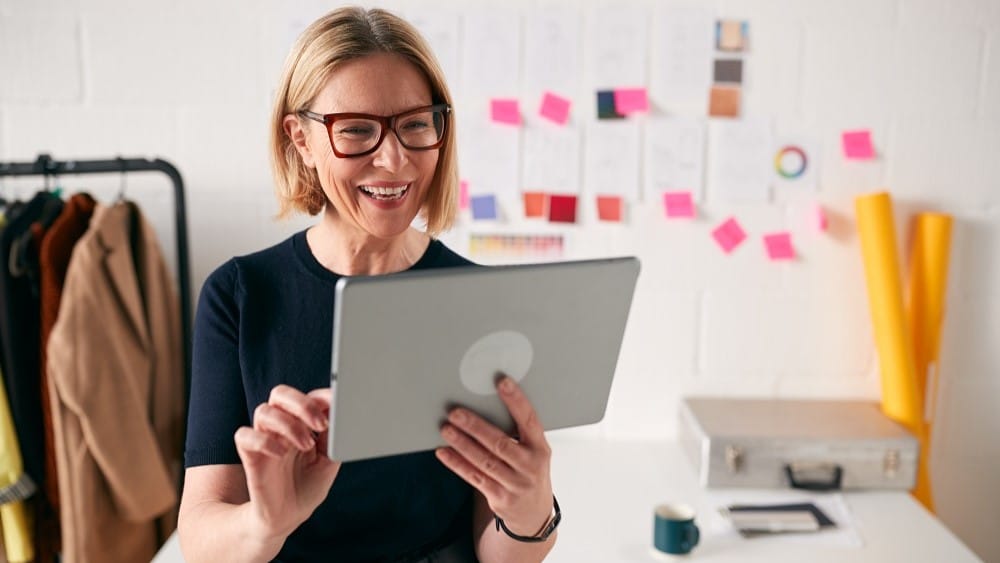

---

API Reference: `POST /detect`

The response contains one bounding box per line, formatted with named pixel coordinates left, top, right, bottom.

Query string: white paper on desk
left=458, top=109, right=521, bottom=196
left=403, top=9, right=461, bottom=91
left=585, top=3, right=648, bottom=90
left=645, top=116, right=706, bottom=200
left=461, top=9, right=520, bottom=98
left=584, top=120, right=641, bottom=200
left=650, top=5, right=714, bottom=114
left=523, top=7, right=581, bottom=99
left=707, top=118, right=774, bottom=203
left=704, top=491, right=864, bottom=549
left=523, top=124, right=582, bottom=193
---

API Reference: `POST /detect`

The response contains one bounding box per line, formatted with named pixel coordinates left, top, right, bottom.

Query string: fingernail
left=449, top=409, right=466, bottom=424
left=500, top=377, right=514, bottom=393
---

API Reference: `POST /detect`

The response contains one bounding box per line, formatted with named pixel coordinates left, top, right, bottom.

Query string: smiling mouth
left=358, top=184, right=410, bottom=201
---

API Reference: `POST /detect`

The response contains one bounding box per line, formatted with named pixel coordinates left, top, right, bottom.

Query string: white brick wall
left=1, top=0, right=998, bottom=559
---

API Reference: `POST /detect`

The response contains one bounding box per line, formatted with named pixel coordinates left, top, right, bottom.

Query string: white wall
left=1, top=0, right=998, bottom=559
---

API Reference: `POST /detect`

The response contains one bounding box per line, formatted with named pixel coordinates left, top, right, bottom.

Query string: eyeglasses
left=298, top=103, right=451, bottom=158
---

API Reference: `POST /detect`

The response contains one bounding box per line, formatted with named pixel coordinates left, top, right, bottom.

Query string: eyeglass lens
left=332, top=109, right=445, bottom=155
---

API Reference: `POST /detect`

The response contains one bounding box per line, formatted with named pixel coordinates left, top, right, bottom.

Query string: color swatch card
left=716, top=20, right=749, bottom=52
left=645, top=117, right=706, bottom=202
left=614, top=87, right=649, bottom=115
left=712, top=217, right=747, bottom=254
left=539, top=91, right=572, bottom=125
left=549, top=194, right=578, bottom=223
left=842, top=130, right=875, bottom=160
left=596, top=90, right=625, bottom=119
left=470, top=194, right=499, bottom=220
left=764, top=232, right=795, bottom=260
left=523, top=191, right=546, bottom=218
left=663, top=191, right=696, bottom=218
left=490, top=98, right=522, bottom=125
left=459, top=180, right=470, bottom=210
left=596, top=195, right=624, bottom=222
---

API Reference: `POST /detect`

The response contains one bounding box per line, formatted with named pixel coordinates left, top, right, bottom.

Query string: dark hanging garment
left=36, top=193, right=95, bottom=562
left=0, top=190, right=59, bottom=487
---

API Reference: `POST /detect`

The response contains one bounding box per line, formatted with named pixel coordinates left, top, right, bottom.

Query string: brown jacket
left=46, top=202, right=184, bottom=563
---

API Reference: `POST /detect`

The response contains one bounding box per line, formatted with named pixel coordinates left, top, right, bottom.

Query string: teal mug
left=653, top=503, right=700, bottom=556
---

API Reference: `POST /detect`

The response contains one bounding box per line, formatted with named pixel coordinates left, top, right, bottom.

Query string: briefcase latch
left=883, top=448, right=901, bottom=478
left=724, top=445, right=744, bottom=473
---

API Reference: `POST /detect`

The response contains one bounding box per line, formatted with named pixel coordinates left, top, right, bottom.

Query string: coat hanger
left=116, top=157, right=127, bottom=202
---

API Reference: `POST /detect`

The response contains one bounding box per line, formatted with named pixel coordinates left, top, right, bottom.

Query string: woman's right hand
left=234, top=385, right=341, bottom=541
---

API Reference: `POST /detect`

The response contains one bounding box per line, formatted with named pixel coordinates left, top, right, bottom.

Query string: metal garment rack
left=0, top=153, right=192, bottom=402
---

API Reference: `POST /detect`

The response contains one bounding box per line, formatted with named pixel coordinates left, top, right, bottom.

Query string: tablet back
left=329, top=256, right=640, bottom=461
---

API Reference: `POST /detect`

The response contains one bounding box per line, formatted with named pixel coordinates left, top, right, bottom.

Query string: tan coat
left=46, top=202, right=184, bottom=563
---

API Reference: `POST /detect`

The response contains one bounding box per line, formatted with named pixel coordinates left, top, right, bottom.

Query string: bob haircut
left=269, top=6, right=457, bottom=236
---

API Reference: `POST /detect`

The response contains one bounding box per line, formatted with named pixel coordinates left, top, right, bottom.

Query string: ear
left=283, top=114, right=317, bottom=168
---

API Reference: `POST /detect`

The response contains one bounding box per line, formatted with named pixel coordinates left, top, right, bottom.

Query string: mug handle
left=685, top=523, right=700, bottom=550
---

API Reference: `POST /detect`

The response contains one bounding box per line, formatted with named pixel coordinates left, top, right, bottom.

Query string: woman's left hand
left=436, top=376, right=553, bottom=536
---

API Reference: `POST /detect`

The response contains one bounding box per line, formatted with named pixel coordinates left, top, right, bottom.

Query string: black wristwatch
left=494, top=495, right=561, bottom=543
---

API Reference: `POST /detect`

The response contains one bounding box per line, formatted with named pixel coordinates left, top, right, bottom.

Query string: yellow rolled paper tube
left=906, top=213, right=953, bottom=512
left=855, top=193, right=922, bottom=436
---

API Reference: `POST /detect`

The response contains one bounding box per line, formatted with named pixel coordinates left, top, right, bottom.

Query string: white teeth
left=359, top=184, right=409, bottom=198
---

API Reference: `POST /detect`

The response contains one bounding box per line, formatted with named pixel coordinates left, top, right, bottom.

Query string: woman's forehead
left=314, top=53, right=433, bottom=114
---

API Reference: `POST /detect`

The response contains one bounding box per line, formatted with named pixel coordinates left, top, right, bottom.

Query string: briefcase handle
left=783, top=462, right=843, bottom=491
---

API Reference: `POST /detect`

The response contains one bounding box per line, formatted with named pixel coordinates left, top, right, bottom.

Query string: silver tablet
left=328, top=256, right=640, bottom=462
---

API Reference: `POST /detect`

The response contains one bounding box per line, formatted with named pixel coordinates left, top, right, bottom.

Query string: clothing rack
left=0, top=153, right=192, bottom=400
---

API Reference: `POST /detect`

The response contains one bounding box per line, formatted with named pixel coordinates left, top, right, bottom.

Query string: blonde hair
left=269, top=6, right=457, bottom=236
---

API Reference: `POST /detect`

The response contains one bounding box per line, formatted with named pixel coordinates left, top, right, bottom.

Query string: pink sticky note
left=764, top=232, right=796, bottom=260
left=459, top=180, right=469, bottom=210
left=539, top=92, right=571, bottom=125
left=663, top=191, right=695, bottom=218
left=815, top=204, right=828, bottom=232
left=491, top=99, right=522, bottom=125
left=711, top=217, right=747, bottom=254
left=613, top=87, right=649, bottom=115
left=842, top=130, right=875, bottom=159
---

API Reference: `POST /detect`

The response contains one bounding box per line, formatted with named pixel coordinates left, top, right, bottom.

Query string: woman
left=177, top=7, right=558, bottom=563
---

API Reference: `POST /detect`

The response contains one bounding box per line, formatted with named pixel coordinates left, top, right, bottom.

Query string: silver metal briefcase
left=679, top=397, right=919, bottom=490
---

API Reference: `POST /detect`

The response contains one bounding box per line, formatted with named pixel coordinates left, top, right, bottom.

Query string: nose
left=371, top=129, right=408, bottom=172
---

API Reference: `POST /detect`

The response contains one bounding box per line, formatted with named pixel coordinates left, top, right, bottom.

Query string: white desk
left=154, top=436, right=981, bottom=562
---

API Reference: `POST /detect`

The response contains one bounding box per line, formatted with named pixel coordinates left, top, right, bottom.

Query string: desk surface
left=154, top=436, right=981, bottom=562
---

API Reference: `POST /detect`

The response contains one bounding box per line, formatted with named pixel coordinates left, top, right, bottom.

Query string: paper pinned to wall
left=458, top=109, right=521, bottom=197
left=523, top=7, right=581, bottom=98
left=584, top=120, right=641, bottom=201
left=404, top=9, right=461, bottom=90
left=461, top=10, right=520, bottom=97
left=585, top=4, right=648, bottom=89
left=645, top=116, right=706, bottom=201
left=651, top=5, right=714, bottom=113
left=522, top=124, right=581, bottom=193
left=708, top=118, right=773, bottom=202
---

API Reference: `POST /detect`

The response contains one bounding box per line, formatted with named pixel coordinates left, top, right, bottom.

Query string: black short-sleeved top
left=185, top=230, right=475, bottom=562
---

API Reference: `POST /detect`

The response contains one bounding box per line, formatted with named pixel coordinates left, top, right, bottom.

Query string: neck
left=305, top=213, right=430, bottom=276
